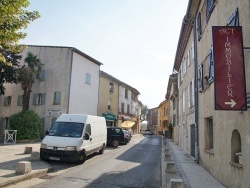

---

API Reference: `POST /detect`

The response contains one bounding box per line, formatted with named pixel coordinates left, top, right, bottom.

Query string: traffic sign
left=212, top=26, right=247, bottom=110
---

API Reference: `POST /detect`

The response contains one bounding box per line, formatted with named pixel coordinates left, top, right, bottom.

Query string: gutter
left=193, top=17, right=199, bottom=164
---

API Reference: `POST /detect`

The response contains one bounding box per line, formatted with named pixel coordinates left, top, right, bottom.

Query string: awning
left=102, top=112, right=117, bottom=121
left=121, top=121, right=135, bottom=128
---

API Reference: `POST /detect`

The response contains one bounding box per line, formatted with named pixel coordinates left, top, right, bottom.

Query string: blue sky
left=21, top=0, right=188, bottom=108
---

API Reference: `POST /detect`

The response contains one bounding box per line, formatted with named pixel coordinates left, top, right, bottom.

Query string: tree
left=0, top=49, right=21, bottom=95
left=17, top=52, right=44, bottom=112
left=0, top=0, right=40, bottom=94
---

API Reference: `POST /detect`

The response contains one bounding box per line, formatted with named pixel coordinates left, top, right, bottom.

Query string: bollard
left=24, top=147, right=32, bottom=154
left=30, top=151, right=40, bottom=161
left=170, top=178, right=183, bottom=188
left=16, top=161, right=32, bottom=175
left=165, top=162, right=176, bottom=173
left=165, top=153, right=172, bottom=161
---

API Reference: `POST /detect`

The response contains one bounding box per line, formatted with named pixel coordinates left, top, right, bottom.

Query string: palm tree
left=17, top=52, right=44, bottom=112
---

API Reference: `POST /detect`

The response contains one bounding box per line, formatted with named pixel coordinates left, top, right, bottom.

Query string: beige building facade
left=0, top=45, right=102, bottom=136
left=168, top=0, right=250, bottom=187
left=158, top=100, right=168, bottom=136
left=98, top=71, right=119, bottom=127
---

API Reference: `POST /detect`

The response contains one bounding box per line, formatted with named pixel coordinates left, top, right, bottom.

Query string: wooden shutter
left=54, top=91, right=61, bottom=105
left=198, top=64, right=204, bottom=92
left=33, top=94, right=37, bottom=105
left=40, top=69, right=45, bottom=81
left=42, top=93, right=46, bottom=105
left=228, top=8, right=239, bottom=26
left=3, top=97, right=7, bottom=106
left=197, top=13, right=202, bottom=40
left=208, top=48, right=214, bottom=84
left=192, top=78, right=195, bottom=106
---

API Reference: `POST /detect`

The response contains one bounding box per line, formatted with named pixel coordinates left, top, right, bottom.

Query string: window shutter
left=3, top=96, right=7, bottom=106
left=198, top=64, right=204, bottom=92
left=227, top=8, right=239, bottom=26
left=187, top=52, right=190, bottom=66
left=188, top=84, right=190, bottom=108
left=192, top=42, right=194, bottom=59
left=192, top=78, right=195, bottom=106
left=206, top=0, right=215, bottom=19
left=197, top=13, right=202, bottom=40
left=40, top=69, right=45, bottom=81
left=17, top=95, right=21, bottom=106
left=54, top=91, right=61, bottom=105
left=208, top=48, right=214, bottom=84
left=183, top=92, right=185, bottom=113
left=42, top=93, right=46, bottom=105
left=33, top=94, right=37, bottom=105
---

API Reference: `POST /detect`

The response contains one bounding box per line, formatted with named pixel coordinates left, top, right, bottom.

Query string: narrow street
left=12, top=135, right=162, bottom=188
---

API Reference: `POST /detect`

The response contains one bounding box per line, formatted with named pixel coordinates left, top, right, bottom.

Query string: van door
left=83, top=124, right=92, bottom=154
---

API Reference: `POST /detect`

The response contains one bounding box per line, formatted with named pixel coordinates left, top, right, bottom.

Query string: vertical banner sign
left=212, top=26, right=247, bottom=111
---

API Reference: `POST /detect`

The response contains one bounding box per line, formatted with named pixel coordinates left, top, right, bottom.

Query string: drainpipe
left=193, top=19, right=199, bottom=163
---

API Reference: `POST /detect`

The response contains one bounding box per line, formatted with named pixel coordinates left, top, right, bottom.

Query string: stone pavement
left=162, top=137, right=226, bottom=188
left=0, top=142, right=52, bottom=188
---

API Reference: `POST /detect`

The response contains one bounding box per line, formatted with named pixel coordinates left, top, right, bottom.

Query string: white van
left=40, top=114, right=107, bottom=164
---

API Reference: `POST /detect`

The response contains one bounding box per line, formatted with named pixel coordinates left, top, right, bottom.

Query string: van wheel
left=112, top=140, right=119, bottom=148
left=99, top=146, right=105, bottom=154
left=77, top=152, right=86, bottom=164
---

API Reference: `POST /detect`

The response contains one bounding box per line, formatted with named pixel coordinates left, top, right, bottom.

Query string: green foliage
left=0, top=0, right=40, bottom=64
left=0, top=0, right=40, bottom=95
left=9, top=110, right=42, bottom=140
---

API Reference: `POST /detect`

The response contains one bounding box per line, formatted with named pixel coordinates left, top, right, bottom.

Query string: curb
left=0, top=161, right=54, bottom=188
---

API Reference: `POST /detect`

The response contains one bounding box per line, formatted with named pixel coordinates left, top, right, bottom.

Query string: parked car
left=144, top=129, right=153, bottom=135
left=123, top=130, right=132, bottom=143
left=107, top=127, right=125, bottom=148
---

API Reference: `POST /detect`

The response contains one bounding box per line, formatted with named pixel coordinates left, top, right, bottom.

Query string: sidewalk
left=162, top=138, right=226, bottom=188
left=0, top=142, right=53, bottom=188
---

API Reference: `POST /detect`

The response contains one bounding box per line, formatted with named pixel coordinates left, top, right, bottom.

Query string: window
left=85, top=73, right=91, bottom=85
left=182, top=92, right=185, bottom=113
left=53, top=91, right=61, bottom=105
left=3, top=96, right=12, bottom=106
left=227, top=8, right=239, bottom=26
left=197, top=12, right=202, bottom=40
left=125, top=89, right=128, bottom=99
left=208, top=48, right=214, bottom=84
left=40, top=69, right=46, bottom=81
left=108, top=99, right=111, bottom=110
left=109, top=82, right=114, bottom=92
left=231, top=129, right=242, bottom=164
left=17, top=95, right=23, bottom=106
left=127, top=104, right=130, bottom=114
left=206, top=0, right=215, bottom=20
left=188, top=79, right=194, bottom=108
left=121, top=103, right=124, bottom=113
left=205, top=117, right=213, bottom=150
left=198, top=64, right=204, bottom=92
left=33, top=93, right=46, bottom=105
left=191, top=41, right=194, bottom=60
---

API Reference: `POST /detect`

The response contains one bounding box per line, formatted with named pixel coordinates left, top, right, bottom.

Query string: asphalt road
left=32, top=135, right=162, bottom=188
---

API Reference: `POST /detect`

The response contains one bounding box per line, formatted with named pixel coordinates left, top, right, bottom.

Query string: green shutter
left=33, top=94, right=37, bottom=105
left=17, top=95, right=20, bottom=106
left=3, top=97, right=7, bottom=106
left=54, top=91, right=61, bottom=105
left=40, top=69, right=45, bottom=81
left=42, top=93, right=46, bottom=105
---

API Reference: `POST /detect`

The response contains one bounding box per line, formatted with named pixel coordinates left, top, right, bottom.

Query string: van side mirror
left=84, top=133, right=90, bottom=140
left=45, top=130, right=49, bottom=135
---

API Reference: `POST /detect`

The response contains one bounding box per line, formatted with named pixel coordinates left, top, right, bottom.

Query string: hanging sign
left=212, top=26, right=247, bottom=110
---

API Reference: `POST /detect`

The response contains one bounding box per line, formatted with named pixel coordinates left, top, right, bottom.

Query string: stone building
left=0, top=45, right=102, bottom=136
left=168, top=0, right=250, bottom=187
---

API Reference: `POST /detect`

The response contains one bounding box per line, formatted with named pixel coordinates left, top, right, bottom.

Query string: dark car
left=123, top=130, right=131, bottom=143
left=107, top=127, right=125, bottom=148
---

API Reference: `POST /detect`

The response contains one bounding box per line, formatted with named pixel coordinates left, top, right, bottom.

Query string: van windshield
left=48, top=122, right=84, bottom=138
